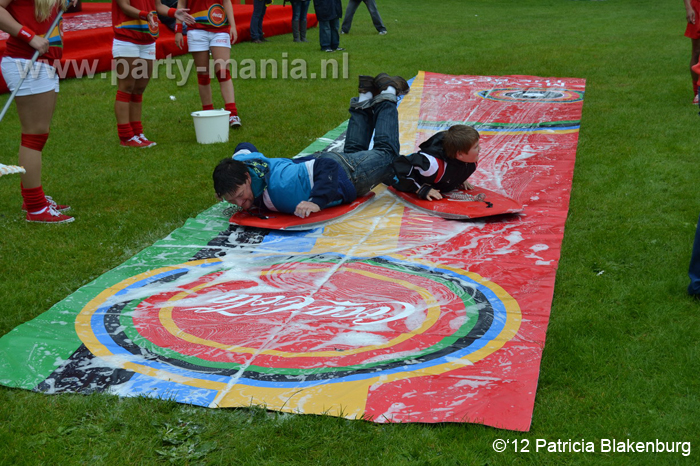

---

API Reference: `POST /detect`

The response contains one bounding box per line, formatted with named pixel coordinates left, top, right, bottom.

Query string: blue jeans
left=317, top=96, right=399, bottom=197
left=250, top=0, right=267, bottom=40
left=318, top=19, right=339, bottom=50
left=341, top=0, right=386, bottom=33
left=689, top=213, right=700, bottom=296
left=291, top=0, right=310, bottom=21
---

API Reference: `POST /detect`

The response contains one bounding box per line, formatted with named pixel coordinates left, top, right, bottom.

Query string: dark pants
left=689, top=213, right=700, bottom=296
left=341, top=0, right=386, bottom=33
left=317, top=95, right=399, bottom=197
left=250, top=0, right=267, bottom=41
left=318, top=18, right=340, bottom=50
left=291, top=0, right=310, bottom=21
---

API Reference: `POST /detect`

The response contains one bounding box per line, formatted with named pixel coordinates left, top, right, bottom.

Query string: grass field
left=1, top=0, right=699, bottom=464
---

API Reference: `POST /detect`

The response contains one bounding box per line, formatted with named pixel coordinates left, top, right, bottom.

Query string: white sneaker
left=229, top=115, right=242, bottom=127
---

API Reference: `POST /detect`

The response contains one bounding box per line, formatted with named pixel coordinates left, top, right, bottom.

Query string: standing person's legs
left=298, top=0, right=310, bottom=42
left=114, top=56, right=144, bottom=145
left=128, top=59, right=154, bottom=143
left=211, top=46, right=235, bottom=105
left=114, top=57, right=137, bottom=127
left=341, top=0, right=360, bottom=33
left=329, top=18, right=340, bottom=50
left=16, top=90, right=73, bottom=222
left=258, top=2, right=268, bottom=40
left=291, top=1, right=301, bottom=41
left=691, top=38, right=700, bottom=99
left=363, top=0, right=386, bottom=33
left=318, top=20, right=331, bottom=50
left=211, top=45, right=240, bottom=126
left=250, top=0, right=264, bottom=41
left=689, top=213, right=700, bottom=297
left=192, top=49, right=213, bottom=108
left=291, top=1, right=301, bottom=21
left=16, top=91, right=56, bottom=190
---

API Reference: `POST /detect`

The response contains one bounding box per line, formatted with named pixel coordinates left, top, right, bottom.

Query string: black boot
left=292, top=20, right=300, bottom=42
left=299, top=19, right=308, bottom=42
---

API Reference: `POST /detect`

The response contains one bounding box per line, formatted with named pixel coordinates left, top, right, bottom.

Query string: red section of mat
left=0, top=3, right=316, bottom=93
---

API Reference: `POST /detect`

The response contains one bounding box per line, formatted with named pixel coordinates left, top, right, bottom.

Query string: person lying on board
left=213, top=73, right=409, bottom=218
left=390, top=125, right=480, bottom=201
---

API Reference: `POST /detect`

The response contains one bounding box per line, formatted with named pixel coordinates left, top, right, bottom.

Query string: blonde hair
left=35, top=0, right=65, bottom=23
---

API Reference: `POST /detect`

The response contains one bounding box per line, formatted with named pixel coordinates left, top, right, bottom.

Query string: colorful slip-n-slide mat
left=0, top=71, right=584, bottom=431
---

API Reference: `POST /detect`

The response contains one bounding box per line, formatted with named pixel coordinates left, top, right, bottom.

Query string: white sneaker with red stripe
left=229, top=115, right=242, bottom=127
left=693, top=94, right=698, bottom=105
left=22, top=195, right=70, bottom=212
left=26, top=205, right=74, bottom=224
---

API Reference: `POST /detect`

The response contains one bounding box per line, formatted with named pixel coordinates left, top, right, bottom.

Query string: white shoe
left=229, top=115, right=242, bottom=127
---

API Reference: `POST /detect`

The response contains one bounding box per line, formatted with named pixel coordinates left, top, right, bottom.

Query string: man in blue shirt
left=213, top=73, right=408, bottom=218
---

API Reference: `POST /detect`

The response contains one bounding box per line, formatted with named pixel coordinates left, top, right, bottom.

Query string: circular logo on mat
left=77, top=255, right=520, bottom=388
left=477, top=88, right=583, bottom=103
left=208, top=4, right=227, bottom=27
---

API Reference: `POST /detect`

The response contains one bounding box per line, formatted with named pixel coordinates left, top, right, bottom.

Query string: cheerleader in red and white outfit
left=175, top=0, right=239, bottom=126
left=0, top=0, right=76, bottom=223
left=112, top=0, right=194, bottom=147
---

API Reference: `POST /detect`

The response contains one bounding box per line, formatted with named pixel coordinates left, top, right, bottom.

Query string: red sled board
left=229, top=193, right=375, bottom=230
left=388, top=186, right=523, bottom=219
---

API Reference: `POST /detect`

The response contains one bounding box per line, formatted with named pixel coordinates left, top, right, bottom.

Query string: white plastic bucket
left=191, top=109, right=230, bottom=144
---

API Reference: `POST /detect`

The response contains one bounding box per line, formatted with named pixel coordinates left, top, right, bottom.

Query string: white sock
left=380, top=86, right=397, bottom=95
left=358, top=91, right=373, bottom=102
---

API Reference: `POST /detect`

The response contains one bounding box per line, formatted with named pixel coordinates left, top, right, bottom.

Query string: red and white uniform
left=112, top=0, right=159, bottom=44
left=187, top=0, right=228, bottom=32
left=3, top=0, right=63, bottom=64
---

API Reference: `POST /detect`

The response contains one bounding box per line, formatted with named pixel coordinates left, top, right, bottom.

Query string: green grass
left=1, top=0, right=699, bottom=464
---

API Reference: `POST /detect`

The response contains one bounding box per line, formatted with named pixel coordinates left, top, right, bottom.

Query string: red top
left=187, top=0, right=229, bottom=32
left=112, top=0, right=158, bottom=45
left=3, top=0, right=63, bottom=63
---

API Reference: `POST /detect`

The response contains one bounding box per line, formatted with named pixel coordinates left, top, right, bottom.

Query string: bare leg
left=129, top=59, right=153, bottom=123
left=211, top=47, right=235, bottom=104
left=193, top=50, right=213, bottom=107
left=16, top=91, right=56, bottom=189
left=691, top=38, right=700, bottom=93
left=114, top=57, right=137, bottom=125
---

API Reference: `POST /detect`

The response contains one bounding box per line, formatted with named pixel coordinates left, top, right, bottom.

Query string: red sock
left=694, top=83, right=698, bottom=96
left=225, top=102, right=238, bottom=116
left=118, top=123, right=134, bottom=141
left=22, top=185, right=48, bottom=214
left=202, top=104, right=214, bottom=111
left=130, top=121, right=143, bottom=136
